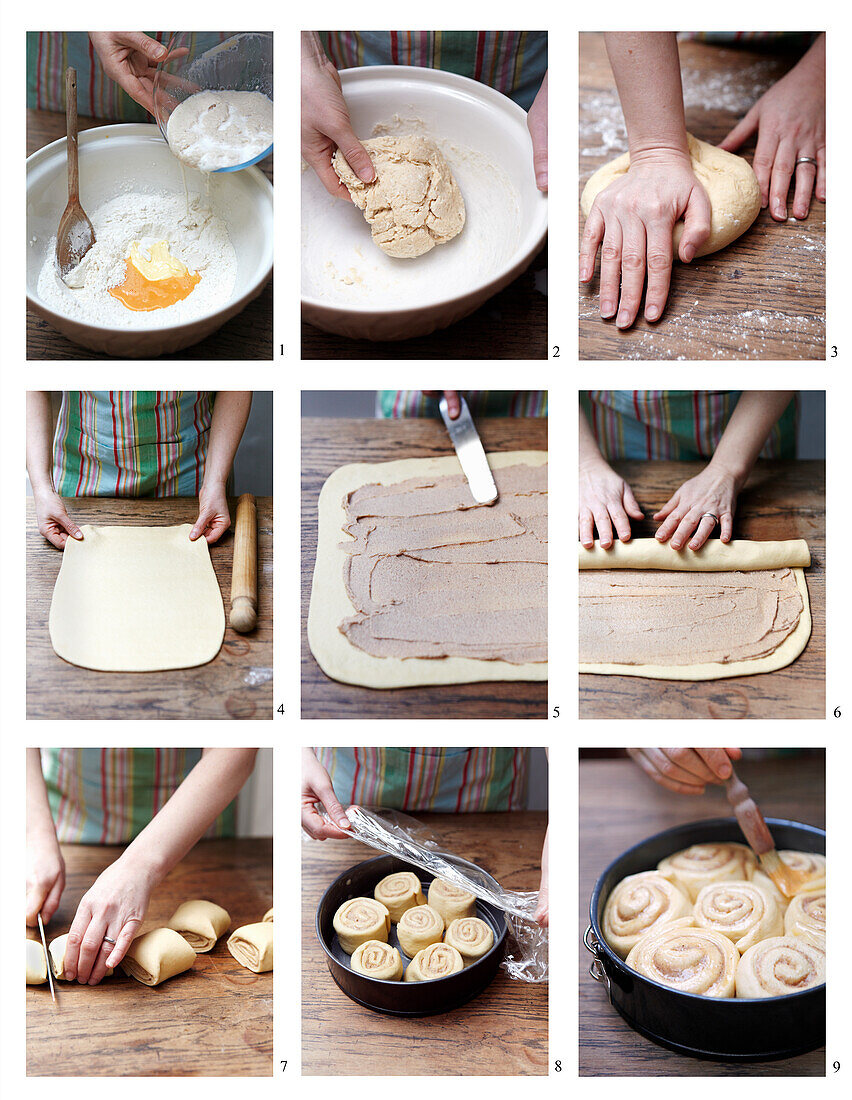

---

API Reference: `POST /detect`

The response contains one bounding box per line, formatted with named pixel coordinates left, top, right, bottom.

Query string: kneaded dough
left=308, top=452, right=548, bottom=689
left=120, top=927, right=196, bottom=986
left=167, top=900, right=230, bottom=953
left=49, top=932, right=114, bottom=979
left=26, top=940, right=47, bottom=984
left=333, top=135, right=465, bottom=259
left=49, top=524, right=225, bottom=672
left=580, top=133, right=761, bottom=258
left=227, top=922, right=273, bottom=973
left=579, top=538, right=812, bottom=680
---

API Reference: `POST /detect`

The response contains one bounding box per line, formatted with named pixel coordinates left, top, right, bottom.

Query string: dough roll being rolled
left=427, top=879, right=476, bottom=925
left=578, top=538, right=811, bottom=572
left=26, top=940, right=47, bottom=984
left=736, top=935, right=825, bottom=998
left=350, top=939, right=403, bottom=980
left=167, top=899, right=230, bottom=952
left=374, top=872, right=426, bottom=923
left=49, top=932, right=114, bottom=979
left=121, top=927, right=196, bottom=986
left=404, top=942, right=465, bottom=982
left=333, top=898, right=391, bottom=954
left=227, top=922, right=273, bottom=973
left=658, top=842, right=757, bottom=902
left=443, top=917, right=494, bottom=966
left=626, top=921, right=739, bottom=997
left=397, top=904, right=444, bottom=957
left=784, top=890, right=826, bottom=946
left=693, top=880, right=784, bottom=954
left=602, top=871, right=692, bottom=959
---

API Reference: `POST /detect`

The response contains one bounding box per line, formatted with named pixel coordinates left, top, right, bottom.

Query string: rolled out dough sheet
left=49, top=524, right=225, bottom=672
left=579, top=538, right=812, bottom=681
left=308, top=451, right=548, bottom=689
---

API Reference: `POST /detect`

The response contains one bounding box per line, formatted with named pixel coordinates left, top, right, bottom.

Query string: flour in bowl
left=167, top=91, right=273, bottom=172
left=37, top=190, right=237, bottom=328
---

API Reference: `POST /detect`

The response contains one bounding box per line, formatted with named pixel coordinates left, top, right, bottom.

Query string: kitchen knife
left=37, top=913, right=56, bottom=1003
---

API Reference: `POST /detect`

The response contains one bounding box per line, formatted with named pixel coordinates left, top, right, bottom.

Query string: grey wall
left=301, top=391, right=377, bottom=418
left=797, top=391, right=825, bottom=459
left=526, top=747, right=549, bottom=811
left=234, top=391, right=273, bottom=494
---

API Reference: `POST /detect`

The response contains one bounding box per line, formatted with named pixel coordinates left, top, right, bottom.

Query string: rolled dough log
left=580, top=134, right=761, bottom=257
left=308, top=451, right=548, bottom=689
left=26, top=940, right=47, bottom=984
left=120, top=927, right=196, bottom=986
left=167, top=900, right=230, bottom=953
left=49, top=524, right=225, bottom=672
left=227, top=922, right=273, bottom=973
left=49, top=932, right=114, bottom=978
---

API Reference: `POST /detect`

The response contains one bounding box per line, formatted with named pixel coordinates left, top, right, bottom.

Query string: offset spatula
left=439, top=395, right=497, bottom=504
left=724, top=766, right=814, bottom=897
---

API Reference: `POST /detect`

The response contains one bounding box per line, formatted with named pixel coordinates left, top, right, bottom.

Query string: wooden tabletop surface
left=302, top=810, right=548, bottom=1076
left=27, top=838, right=272, bottom=1077
left=301, top=416, right=548, bottom=719
left=579, top=34, right=825, bottom=360
left=301, top=243, right=547, bottom=360
left=578, top=756, right=825, bottom=1076
left=26, top=108, right=273, bottom=361
left=27, top=497, right=273, bottom=720
left=579, top=459, right=825, bottom=720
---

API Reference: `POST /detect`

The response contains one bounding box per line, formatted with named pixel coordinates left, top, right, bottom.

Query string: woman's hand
left=302, top=749, right=351, bottom=840
left=580, top=148, right=712, bottom=328
left=653, top=459, right=742, bottom=550
left=88, top=33, right=170, bottom=116
left=628, top=748, right=742, bottom=796
left=579, top=456, right=643, bottom=549
left=26, top=834, right=66, bottom=927
left=527, top=72, right=548, bottom=192
left=191, top=479, right=231, bottom=544
left=32, top=486, right=83, bottom=550
left=301, top=32, right=374, bottom=200
left=60, top=854, right=157, bottom=984
left=720, top=38, right=825, bottom=222
left=534, top=827, right=549, bottom=927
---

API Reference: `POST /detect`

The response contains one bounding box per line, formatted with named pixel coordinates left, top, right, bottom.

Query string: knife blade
left=439, top=396, right=497, bottom=504
left=37, top=913, right=56, bottom=1003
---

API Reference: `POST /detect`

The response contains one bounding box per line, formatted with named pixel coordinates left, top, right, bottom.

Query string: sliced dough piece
left=262, top=908, right=273, bottom=922
left=333, top=897, right=391, bottom=954
left=26, top=940, right=47, bottom=985
left=227, top=922, right=273, bottom=973
left=404, top=942, right=464, bottom=982
left=49, top=932, right=114, bottom=979
left=736, top=935, right=825, bottom=998
left=350, top=939, right=403, bottom=980
left=397, top=905, right=445, bottom=958
left=658, top=843, right=757, bottom=902
left=167, top=900, right=231, bottom=953
left=427, top=879, right=476, bottom=925
left=374, top=872, right=426, bottom=923
left=121, top=927, right=196, bottom=986
left=444, top=917, right=494, bottom=966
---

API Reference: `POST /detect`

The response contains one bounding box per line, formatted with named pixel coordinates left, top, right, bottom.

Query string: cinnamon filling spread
left=579, top=568, right=803, bottom=666
left=339, top=464, right=547, bottom=662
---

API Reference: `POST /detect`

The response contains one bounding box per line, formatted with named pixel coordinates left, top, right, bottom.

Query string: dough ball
left=167, top=899, right=231, bottom=953
left=333, top=135, right=465, bottom=259
left=26, top=940, right=47, bottom=985
left=580, top=134, right=760, bottom=258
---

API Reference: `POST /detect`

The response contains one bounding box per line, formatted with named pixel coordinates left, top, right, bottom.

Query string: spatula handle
left=65, top=68, right=80, bottom=203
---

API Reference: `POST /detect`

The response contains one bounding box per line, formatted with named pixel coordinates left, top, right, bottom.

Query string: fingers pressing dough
left=26, top=940, right=47, bottom=985
left=49, top=932, right=114, bottom=979
left=167, top=899, right=231, bottom=953
left=121, top=927, right=196, bottom=986
left=227, top=922, right=273, bottom=973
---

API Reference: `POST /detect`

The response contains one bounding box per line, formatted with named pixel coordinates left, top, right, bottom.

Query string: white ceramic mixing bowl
left=301, top=66, right=547, bottom=342
left=27, top=124, right=273, bottom=357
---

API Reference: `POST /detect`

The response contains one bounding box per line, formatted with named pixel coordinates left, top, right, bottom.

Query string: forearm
left=26, top=392, right=57, bottom=495
left=26, top=748, right=58, bottom=844
left=202, top=392, right=252, bottom=488
left=579, top=410, right=608, bottom=471
left=710, top=391, right=795, bottom=485
left=796, top=33, right=825, bottom=79
left=119, top=748, right=258, bottom=881
left=604, top=32, right=689, bottom=160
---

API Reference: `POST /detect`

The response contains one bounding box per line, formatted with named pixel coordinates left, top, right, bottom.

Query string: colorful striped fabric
left=27, top=32, right=231, bottom=120
left=52, top=391, right=214, bottom=498
left=378, top=390, right=547, bottom=418
left=580, top=391, right=796, bottom=461
left=315, top=747, right=528, bottom=812
left=42, top=748, right=236, bottom=844
left=319, top=31, right=547, bottom=109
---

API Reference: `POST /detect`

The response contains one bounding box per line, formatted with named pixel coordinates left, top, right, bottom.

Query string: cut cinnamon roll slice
left=444, top=917, right=494, bottom=966
left=777, top=851, right=826, bottom=893
left=427, top=878, right=476, bottom=924
left=657, top=842, right=757, bottom=902
left=603, top=871, right=692, bottom=959
left=350, top=939, right=403, bottom=981
left=374, top=872, right=426, bottom=923
left=736, top=935, right=825, bottom=998
left=784, top=890, right=826, bottom=947
left=397, top=904, right=444, bottom=957
left=693, top=879, right=784, bottom=954
left=626, top=920, right=739, bottom=997
left=404, top=942, right=464, bottom=982
left=333, top=897, right=391, bottom=954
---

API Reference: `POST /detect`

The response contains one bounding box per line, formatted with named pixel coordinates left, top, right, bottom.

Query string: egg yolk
left=109, top=239, right=200, bottom=311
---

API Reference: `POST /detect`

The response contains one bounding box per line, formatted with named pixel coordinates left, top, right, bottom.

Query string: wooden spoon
left=55, top=68, right=95, bottom=279
left=724, top=766, right=814, bottom=897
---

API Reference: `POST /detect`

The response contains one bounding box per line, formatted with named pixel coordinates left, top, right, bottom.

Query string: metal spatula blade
left=439, top=396, right=497, bottom=504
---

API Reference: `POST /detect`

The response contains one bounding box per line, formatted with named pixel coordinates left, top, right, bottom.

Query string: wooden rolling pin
left=229, top=493, right=257, bottom=633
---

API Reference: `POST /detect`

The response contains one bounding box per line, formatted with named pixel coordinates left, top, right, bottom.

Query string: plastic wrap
left=334, top=805, right=548, bottom=982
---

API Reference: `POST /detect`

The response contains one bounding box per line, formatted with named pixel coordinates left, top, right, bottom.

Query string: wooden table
left=26, top=109, right=273, bottom=360
left=579, top=34, right=825, bottom=360
left=302, top=811, right=548, bottom=1075
left=27, top=838, right=272, bottom=1077
left=27, top=497, right=273, bottom=720
left=301, top=417, right=548, bottom=719
left=579, top=459, right=825, bottom=719
left=302, top=243, right=547, bottom=360
left=579, top=756, right=825, bottom=1076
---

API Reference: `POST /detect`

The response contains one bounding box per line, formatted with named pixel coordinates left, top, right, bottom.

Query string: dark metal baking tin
left=317, top=854, right=508, bottom=1016
left=586, top=817, right=825, bottom=1062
